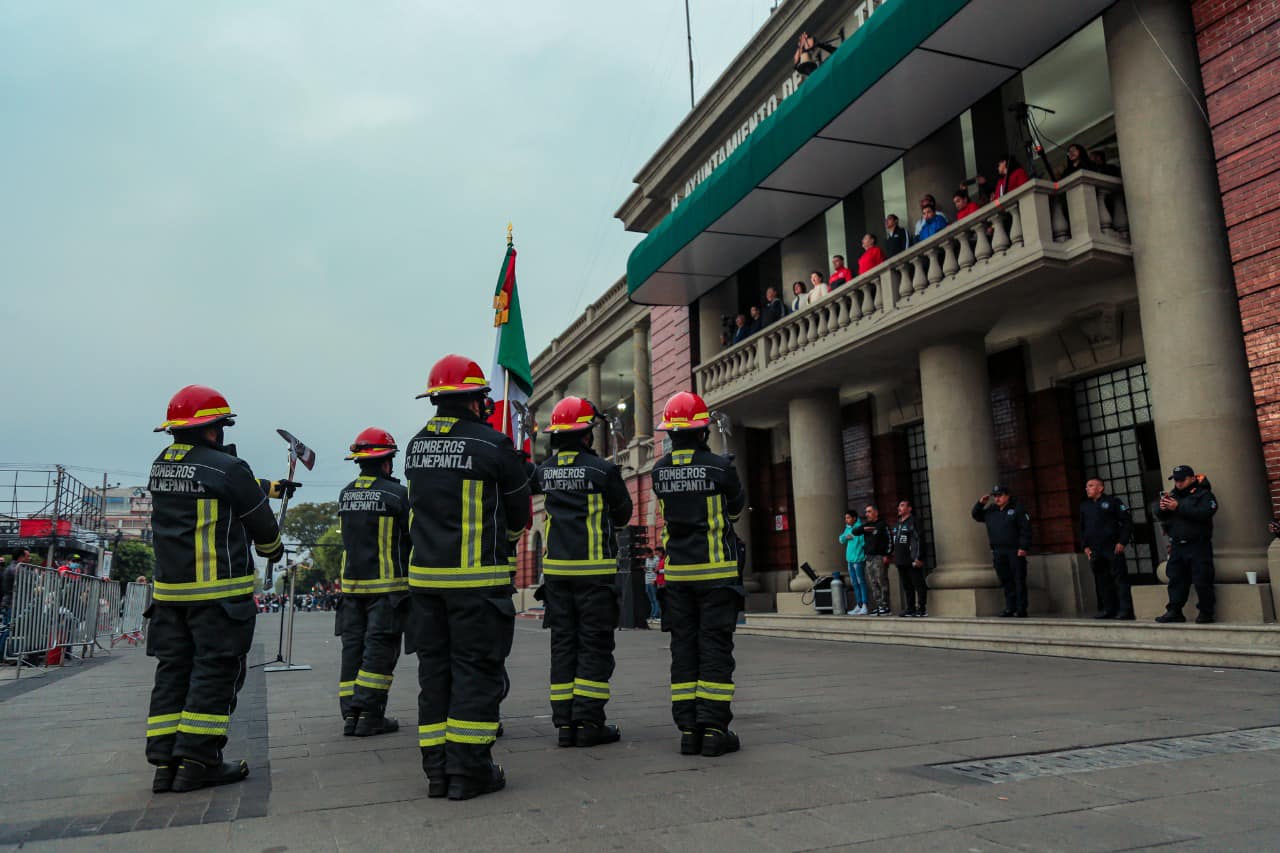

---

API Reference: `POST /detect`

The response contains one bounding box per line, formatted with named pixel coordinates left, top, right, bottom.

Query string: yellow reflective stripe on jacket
left=587, top=493, right=603, bottom=561
left=418, top=721, right=446, bottom=747
left=695, top=680, right=735, bottom=702
left=152, top=575, right=255, bottom=602
left=378, top=516, right=393, bottom=580
left=459, top=480, right=483, bottom=568
left=162, top=444, right=193, bottom=462
left=671, top=681, right=697, bottom=702
left=146, top=712, right=181, bottom=737
left=341, top=576, right=408, bottom=594
left=542, top=558, right=616, bottom=576
left=550, top=682, right=573, bottom=702
left=573, top=678, right=610, bottom=700
left=663, top=561, right=738, bottom=582
left=355, top=669, right=393, bottom=691
left=338, top=680, right=355, bottom=698
left=178, top=710, right=229, bottom=735
left=445, top=717, right=499, bottom=745
left=659, top=500, right=670, bottom=549
left=706, top=495, right=725, bottom=565
left=408, top=565, right=511, bottom=589
left=195, top=498, right=218, bottom=584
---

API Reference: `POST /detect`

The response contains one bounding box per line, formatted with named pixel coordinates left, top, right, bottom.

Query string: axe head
left=277, top=429, right=317, bottom=470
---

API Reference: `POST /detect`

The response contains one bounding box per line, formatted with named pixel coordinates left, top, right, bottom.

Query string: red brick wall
left=649, top=306, right=693, bottom=439
left=1194, top=0, right=1280, bottom=509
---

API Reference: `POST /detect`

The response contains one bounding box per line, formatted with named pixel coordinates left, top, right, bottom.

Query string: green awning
left=627, top=0, right=1116, bottom=305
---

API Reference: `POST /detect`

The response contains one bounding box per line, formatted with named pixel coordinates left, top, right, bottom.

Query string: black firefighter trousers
left=146, top=599, right=256, bottom=768
left=338, top=593, right=404, bottom=719
left=543, top=578, right=618, bottom=727
left=410, top=590, right=515, bottom=781
left=664, top=582, right=741, bottom=733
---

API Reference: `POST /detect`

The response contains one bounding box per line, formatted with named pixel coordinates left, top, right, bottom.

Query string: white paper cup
left=1246, top=571, right=1258, bottom=585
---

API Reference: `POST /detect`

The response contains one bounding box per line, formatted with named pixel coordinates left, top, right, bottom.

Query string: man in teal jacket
left=839, top=511, right=868, bottom=615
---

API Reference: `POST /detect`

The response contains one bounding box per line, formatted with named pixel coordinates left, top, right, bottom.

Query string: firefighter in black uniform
left=146, top=385, right=290, bottom=793
left=1079, top=477, right=1134, bottom=620
left=972, top=485, right=1033, bottom=617
left=1155, top=465, right=1218, bottom=624
left=337, top=427, right=410, bottom=737
left=403, top=355, right=531, bottom=800
left=651, top=391, right=746, bottom=757
left=534, top=396, right=633, bottom=748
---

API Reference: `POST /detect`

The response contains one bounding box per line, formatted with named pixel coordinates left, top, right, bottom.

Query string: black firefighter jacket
left=402, top=410, right=531, bottom=592
left=534, top=447, right=633, bottom=578
left=651, top=441, right=746, bottom=584
left=148, top=441, right=281, bottom=604
left=339, top=473, right=410, bottom=595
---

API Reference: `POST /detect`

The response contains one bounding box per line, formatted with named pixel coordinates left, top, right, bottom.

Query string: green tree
left=282, top=501, right=339, bottom=560
left=310, top=524, right=344, bottom=582
left=111, top=539, right=155, bottom=582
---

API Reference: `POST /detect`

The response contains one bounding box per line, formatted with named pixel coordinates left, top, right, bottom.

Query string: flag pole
left=501, top=368, right=512, bottom=438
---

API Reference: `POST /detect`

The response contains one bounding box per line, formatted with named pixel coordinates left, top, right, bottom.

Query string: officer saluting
left=146, top=385, right=290, bottom=793
left=535, top=397, right=633, bottom=747
left=1155, top=465, right=1218, bottom=624
left=972, top=486, right=1032, bottom=617
left=1079, top=477, right=1134, bottom=620
left=651, top=391, right=747, bottom=757
left=336, top=428, right=410, bottom=737
left=403, top=355, right=531, bottom=800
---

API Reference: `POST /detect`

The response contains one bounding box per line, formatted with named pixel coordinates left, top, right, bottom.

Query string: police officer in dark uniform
left=146, top=385, right=289, bottom=793
left=1155, top=465, right=1218, bottom=624
left=1079, top=477, right=1134, bottom=620
left=651, top=391, right=746, bottom=757
left=403, top=355, right=531, bottom=800
left=972, top=486, right=1032, bottom=617
left=337, top=427, right=410, bottom=737
left=534, top=396, right=633, bottom=748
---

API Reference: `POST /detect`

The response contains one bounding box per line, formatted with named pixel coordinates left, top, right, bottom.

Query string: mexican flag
left=489, top=237, right=534, bottom=453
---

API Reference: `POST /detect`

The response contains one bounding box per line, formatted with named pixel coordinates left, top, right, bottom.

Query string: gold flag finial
left=506, top=222, right=513, bottom=246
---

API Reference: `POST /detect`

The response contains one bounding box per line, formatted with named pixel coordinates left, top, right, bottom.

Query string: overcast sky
left=1, top=1, right=775, bottom=493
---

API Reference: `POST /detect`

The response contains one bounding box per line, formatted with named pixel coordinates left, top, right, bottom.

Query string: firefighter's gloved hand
left=268, top=480, right=302, bottom=499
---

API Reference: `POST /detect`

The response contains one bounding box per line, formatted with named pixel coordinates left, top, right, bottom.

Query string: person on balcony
left=747, top=305, right=763, bottom=334
left=856, top=234, right=884, bottom=275
left=916, top=198, right=949, bottom=241
left=761, top=286, right=788, bottom=327
left=807, top=271, right=830, bottom=305
left=884, top=215, right=909, bottom=258
left=1060, top=142, right=1093, bottom=180
left=731, top=314, right=750, bottom=345
left=953, top=189, right=980, bottom=222
left=829, top=255, right=853, bottom=289
left=790, top=281, right=807, bottom=312
left=993, top=156, right=1029, bottom=199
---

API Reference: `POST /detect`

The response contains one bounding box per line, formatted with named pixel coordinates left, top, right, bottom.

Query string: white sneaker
left=847, top=608, right=858, bottom=615
left=857, top=605, right=868, bottom=615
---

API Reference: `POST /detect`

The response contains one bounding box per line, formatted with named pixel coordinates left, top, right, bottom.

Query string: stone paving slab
left=2, top=612, right=1280, bottom=851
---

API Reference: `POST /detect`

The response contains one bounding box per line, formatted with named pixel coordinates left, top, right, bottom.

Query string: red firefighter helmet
left=345, top=427, right=398, bottom=461
left=416, top=354, right=491, bottom=399
left=544, top=396, right=601, bottom=433
left=154, top=385, right=236, bottom=433
left=658, top=391, right=712, bottom=432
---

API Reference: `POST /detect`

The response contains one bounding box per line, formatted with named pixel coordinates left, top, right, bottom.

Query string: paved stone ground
left=2, top=612, right=1280, bottom=851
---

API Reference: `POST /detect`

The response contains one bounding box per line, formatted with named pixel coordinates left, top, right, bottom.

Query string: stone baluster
left=927, top=247, right=944, bottom=287
left=1051, top=195, right=1070, bottom=241
left=817, top=305, right=829, bottom=337
left=874, top=275, right=885, bottom=312
left=769, top=332, right=780, bottom=361
left=1112, top=191, right=1129, bottom=238
left=1008, top=207, right=1023, bottom=246
left=1096, top=187, right=1114, bottom=236
left=973, top=223, right=992, bottom=263
left=990, top=212, right=1011, bottom=254
left=836, top=292, right=851, bottom=328
left=850, top=285, right=865, bottom=321
left=957, top=232, right=975, bottom=270
left=911, top=256, right=928, bottom=294
left=806, top=314, right=818, bottom=346
left=942, top=237, right=959, bottom=278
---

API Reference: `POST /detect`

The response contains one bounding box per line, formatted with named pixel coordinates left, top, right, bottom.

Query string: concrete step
left=738, top=614, right=1280, bottom=671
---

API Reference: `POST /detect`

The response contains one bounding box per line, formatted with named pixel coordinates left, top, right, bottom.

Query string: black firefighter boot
left=422, top=747, right=447, bottom=798
left=558, top=723, right=578, bottom=747
left=151, top=763, right=178, bottom=794
left=680, top=727, right=703, bottom=755
left=343, top=712, right=360, bottom=737
left=354, top=714, right=400, bottom=737
left=701, top=728, right=741, bottom=757
left=576, top=722, right=621, bottom=748
left=171, top=758, right=249, bottom=792
left=447, top=764, right=506, bottom=801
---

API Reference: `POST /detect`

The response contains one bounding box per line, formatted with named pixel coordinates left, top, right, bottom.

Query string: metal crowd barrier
left=2, top=564, right=148, bottom=679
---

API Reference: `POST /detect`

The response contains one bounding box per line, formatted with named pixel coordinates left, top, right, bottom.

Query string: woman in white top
left=790, top=280, right=807, bottom=312
left=807, top=270, right=830, bottom=304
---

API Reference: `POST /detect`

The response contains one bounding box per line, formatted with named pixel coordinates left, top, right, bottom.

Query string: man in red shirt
left=953, top=190, right=980, bottom=221
left=829, top=255, right=853, bottom=289
left=857, top=234, right=884, bottom=275
left=993, top=156, right=1029, bottom=199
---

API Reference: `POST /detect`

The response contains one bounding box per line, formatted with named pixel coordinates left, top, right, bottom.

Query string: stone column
left=587, top=359, right=604, bottom=452
left=727, top=426, right=760, bottom=593
left=780, top=216, right=828, bottom=295
left=1105, top=0, right=1272, bottom=582
left=919, top=336, right=1003, bottom=615
left=632, top=320, right=652, bottom=440
left=787, top=393, right=844, bottom=592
